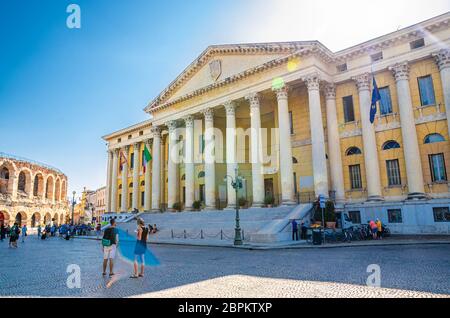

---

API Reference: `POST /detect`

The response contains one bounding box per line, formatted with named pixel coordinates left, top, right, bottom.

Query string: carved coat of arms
left=209, top=59, right=222, bottom=82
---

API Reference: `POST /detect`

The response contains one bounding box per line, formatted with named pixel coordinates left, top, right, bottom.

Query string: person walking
left=96, top=223, right=102, bottom=239
left=376, top=219, right=383, bottom=240
left=131, top=218, right=149, bottom=278
left=102, top=219, right=119, bottom=277
left=369, top=220, right=377, bottom=240
left=37, top=225, right=41, bottom=239
left=9, top=223, right=20, bottom=248
left=291, top=219, right=299, bottom=241
left=21, top=224, right=27, bottom=243
left=0, top=222, right=5, bottom=242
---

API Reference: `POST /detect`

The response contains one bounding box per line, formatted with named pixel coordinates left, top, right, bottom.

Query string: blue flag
left=370, top=77, right=381, bottom=124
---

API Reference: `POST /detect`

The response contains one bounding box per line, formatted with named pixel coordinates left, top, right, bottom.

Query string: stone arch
left=55, top=178, right=61, bottom=202
left=53, top=213, right=59, bottom=226
left=43, top=212, right=52, bottom=225
left=0, top=210, right=11, bottom=226
left=61, top=179, right=67, bottom=201
left=17, top=168, right=32, bottom=196
left=60, top=213, right=65, bottom=225
left=33, top=172, right=44, bottom=198
left=31, top=212, right=41, bottom=227
left=15, top=211, right=27, bottom=227
left=45, top=175, right=54, bottom=200
left=0, top=161, right=16, bottom=195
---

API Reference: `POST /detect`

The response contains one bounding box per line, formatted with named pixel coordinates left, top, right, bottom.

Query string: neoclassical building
left=103, top=13, right=450, bottom=232
left=0, top=153, right=69, bottom=227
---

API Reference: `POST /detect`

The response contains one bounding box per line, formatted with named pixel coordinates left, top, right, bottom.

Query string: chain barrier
left=161, top=229, right=255, bottom=241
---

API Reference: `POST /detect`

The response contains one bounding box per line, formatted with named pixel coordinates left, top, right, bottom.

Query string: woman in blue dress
left=130, top=218, right=149, bottom=278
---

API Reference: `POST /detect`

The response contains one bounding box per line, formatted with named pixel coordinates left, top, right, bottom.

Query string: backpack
left=102, top=228, right=115, bottom=247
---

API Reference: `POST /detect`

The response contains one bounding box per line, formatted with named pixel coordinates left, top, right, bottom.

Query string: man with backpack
left=102, top=219, right=119, bottom=277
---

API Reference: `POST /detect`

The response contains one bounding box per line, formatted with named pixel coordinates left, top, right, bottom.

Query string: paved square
left=0, top=236, right=449, bottom=298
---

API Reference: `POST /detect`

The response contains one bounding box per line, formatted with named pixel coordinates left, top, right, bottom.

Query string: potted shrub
left=325, top=201, right=336, bottom=229
left=264, top=195, right=275, bottom=208
left=238, top=197, right=248, bottom=209
left=192, top=200, right=202, bottom=211
left=172, top=202, right=182, bottom=212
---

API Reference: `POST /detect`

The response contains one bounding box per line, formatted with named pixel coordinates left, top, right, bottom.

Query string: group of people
left=0, top=222, right=27, bottom=248
left=101, top=218, right=157, bottom=279
left=369, top=219, right=383, bottom=240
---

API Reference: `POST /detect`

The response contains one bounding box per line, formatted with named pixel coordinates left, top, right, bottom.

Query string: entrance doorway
left=199, top=184, right=205, bottom=203
left=264, top=178, right=274, bottom=199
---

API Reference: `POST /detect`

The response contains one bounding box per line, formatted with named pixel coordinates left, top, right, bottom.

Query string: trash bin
left=312, top=229, right=323, bottom=245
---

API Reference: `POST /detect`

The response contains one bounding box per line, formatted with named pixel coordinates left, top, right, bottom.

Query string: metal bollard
left=171, top=229, right=174, bottom=239
left=184, top=230, right=186, bottom=239
left=242, top=230, right=245, bottom=241
left=201, top=229, right=203, bottom=239
left=220, top=230, right=223, bottom=240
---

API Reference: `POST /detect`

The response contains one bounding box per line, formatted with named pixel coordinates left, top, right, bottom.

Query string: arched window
left=140, top=181, right=145, bottom=186
left=18, top=171, right=26, bottom=192
left=424, top=133, right=445, bottom=144
left=382, top=140, right=401, bottom=150
left=346, top=147, right=362, bottom=156
left=181, top=174, right=186, bottom=181
left=198, top=171, right=205, bottom=178
left=129, top=182, right=133, bottom=188
left=292, top=157, right=298, bottom=164
left=0, top=167, right=9, bottom=180
left=119, top=184, right=122, bottom=190
left=0, top=167, right=9, bottom=194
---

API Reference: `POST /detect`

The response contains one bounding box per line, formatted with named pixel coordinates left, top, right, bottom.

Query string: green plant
left=324, top=200, right=336, bottom=222
left=264, top=195, right=275, bottom=206
left=238, top=197, right=247, bottom=207
left=192, top=200, right=202, bottom=210
left=173, top=202, right=182, bottom=212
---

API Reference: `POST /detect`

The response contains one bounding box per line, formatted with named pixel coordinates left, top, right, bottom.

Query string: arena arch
left=45, top=175, right=54, bottom=200
left=53, top=213, right=59, bottom=226
left=61, top=179, right=67, bottom=201
left=0, top=210, right=11, bottom=226
left=31, top=212, right=41, bottom=227
left=17, top=168, right=32, bottom=196
left=44, top=212, right=52, bottom=225
left=55, top=178, right=61, bottom=202
left=33, top=173, right=44, bottom=198
left=15, top=211, right=28, bottom=227
left=60, top=213, right=65, bottom=225
left=0, top=161, right=16, bottom=195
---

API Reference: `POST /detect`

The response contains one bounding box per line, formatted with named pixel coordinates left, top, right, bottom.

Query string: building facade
left=0, top=153, right=69, bottom=227
left=103, top=13, right=450, bottom=233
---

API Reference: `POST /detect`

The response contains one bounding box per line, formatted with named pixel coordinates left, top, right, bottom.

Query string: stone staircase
left=117, top=206, right=299, bottom=243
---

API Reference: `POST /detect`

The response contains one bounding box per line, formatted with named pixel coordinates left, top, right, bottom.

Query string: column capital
left=245, top=92, right=261, bottom=109
left=123, top=145, right=130, bottom=152
left=133, top=142, right=141, bottom=149
left=303, top=73, right=321, bottom=91
left=324, top=83, right=336, bottom=100
left=224, top=101, right=236, bottom=116
left=113, top=148, right=120, bottom=155
left=151, top=126, right=161, bottom=138
left=389, top=62, right=410, bottom=81
left=166, top=120, right=178, bottom=132
left=201, top=108, right=214, bottom=122
left=433, top=49, right=450, bottom=71
left=352, top=73, right=371, bottom=91
left=273, top=85, right=289, bottom=101
left=183, top=115, right=195, bottom=128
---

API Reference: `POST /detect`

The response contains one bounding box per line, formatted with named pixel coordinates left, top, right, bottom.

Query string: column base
left=204, top=206, right=217, bottom=211
left=251, top=202, right=264, bottom=208
left=407, top=192, right=428, bottom=200
left=184, top=207, right=195, bottom=212
left=224, top=205, right=236, bottom=210
left=366, top=195, right=384, bottom=202
left=280, top=200, right=297, bottom=206
left=150, top=209, right=161, bottom=213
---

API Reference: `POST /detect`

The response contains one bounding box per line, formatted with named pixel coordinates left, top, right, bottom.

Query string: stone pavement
left=0, top=235, right=449, bottom=298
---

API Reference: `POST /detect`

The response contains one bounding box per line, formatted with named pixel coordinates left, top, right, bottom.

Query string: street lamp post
left=71, top=191, right=76, bottom=226
left=224, top=168, right=243, bottom=246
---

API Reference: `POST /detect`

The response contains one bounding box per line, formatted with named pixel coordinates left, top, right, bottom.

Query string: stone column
left=389, top=62, right=426, bottom=198
left=225, top=101, right=237, bottom=209
left=352, top=73, right=383, bottom=201
left=184, top=115, right=195, bottom=211
left=166, top=121, right=179, bottom=211
left=105, top=150, right=113, bottom=212
left=110, top=149, right=119, bottom=212
left=246, top=93, right=265, bottom=207
left=304, top=74, right=329, bottom=198
left=202, top=108, right=216, bottom=210
left=121, top=145, right=130, bottom=212
left=273, top=85, right=295, bottom=205
left=144, top=139, right=152, bottom=211
left=132, top=142, right=140, bottom=210
left=151, top=127, right=161, bottom=212
left=434, top=49, right=450, bottom=138
left=324, top=84, right=345, bottom=202
left=160, top=137, right=166, bottom=208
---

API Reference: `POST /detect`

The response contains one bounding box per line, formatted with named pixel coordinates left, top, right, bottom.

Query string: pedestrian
left=291, top=219, right=299, bottom=241
left=6, top=225, right=10, bottom=238
left=9, top=223, right=20, bottom=248
left=376, top=219, right=383, bottom=240
left=21, top=224, right=27, bottom=243
left=96, top=223, right=102, bottom=239
left=102, top=219, right=119, bottom=277
left=37, top=225, right=42, bottom=239
left=0, top=222, right=5, bottom=241
left=131, top=218, right=149, bottom=278
left=369, top=220, right=377, bottom=240
left=300, top=221, right=308, bottom=240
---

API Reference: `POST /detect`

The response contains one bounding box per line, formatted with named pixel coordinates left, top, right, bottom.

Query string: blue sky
left=1, top=0, right=449, bottom=199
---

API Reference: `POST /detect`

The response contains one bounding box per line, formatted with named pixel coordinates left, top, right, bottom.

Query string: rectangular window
left=410, top=38, right=425, bottom=50
left=433, top=207, right=450, bottom=222
left=429, top=153, right=447, bottom=182
left=289, top=111, right=294, bottom=134
left=199, top=135, right=205, bottom=154
left=129, top=193, right=132, bottom=208
left=386, top=159, right=402, bottom=186
left=141, top=191, right=145, bottom=207
left=418, top=75, right=436, bottom=106
left=349, top=211, right=361, bottom=224
left=337, top=63, right=347, bottom=72
left=379, top=87, right=393, bottom=115
left=130, top=153, right=134, bottom=169
left=349, top=165, right=362, bottom=189
left=343, top=96, right=355, bottom=123
left=388, top=209, right=403, bottom=223
left=371, top=52, right=383, bottom=62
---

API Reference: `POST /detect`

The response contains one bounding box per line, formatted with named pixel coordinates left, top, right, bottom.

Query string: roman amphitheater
left=0, top=153, right=69, bottom=227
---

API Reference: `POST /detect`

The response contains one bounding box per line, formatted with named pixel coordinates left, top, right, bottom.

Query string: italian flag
left=143, top=145, right=152, bottom=173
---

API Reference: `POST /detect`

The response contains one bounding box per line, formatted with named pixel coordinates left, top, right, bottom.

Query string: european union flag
left=370, top=77, right=381, bottom=124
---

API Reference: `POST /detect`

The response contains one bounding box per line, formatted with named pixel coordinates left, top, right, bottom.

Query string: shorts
left=134, top=254, right=145, bottom=264
left=372, top=228, right=378, bottom=234
left=103, top=245, right=116, bottom=260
